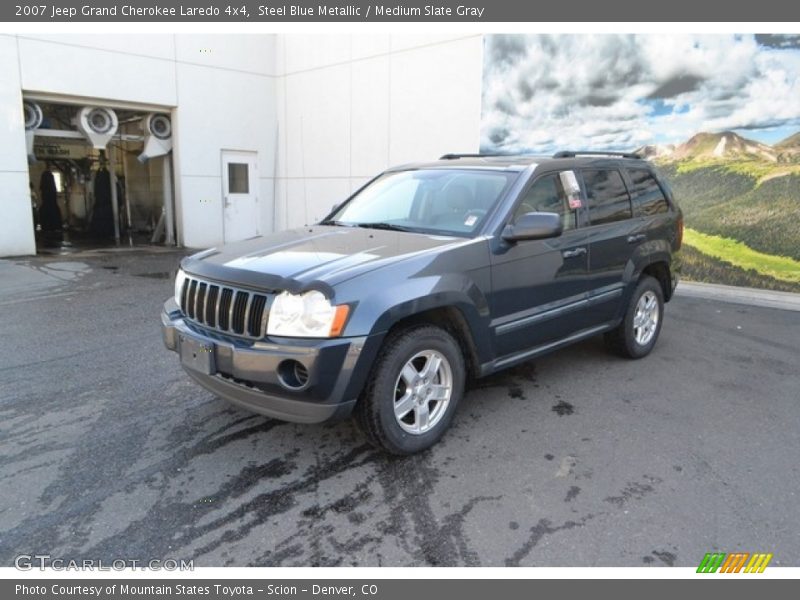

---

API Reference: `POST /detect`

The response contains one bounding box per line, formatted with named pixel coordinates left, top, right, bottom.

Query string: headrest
left=443, top=183, right=474, bottom=211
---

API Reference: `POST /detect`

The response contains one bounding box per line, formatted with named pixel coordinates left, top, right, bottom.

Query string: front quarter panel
left=333, top=237, right=494, bottom=362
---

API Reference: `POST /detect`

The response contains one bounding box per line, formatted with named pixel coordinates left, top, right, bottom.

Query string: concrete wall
left=0, top=35, right=35, bottom=256
left=0, top=33, right=278, bottom=255
left=274, top=34, right=484, bottom=228
left=0, top=33, right=484, bottom=256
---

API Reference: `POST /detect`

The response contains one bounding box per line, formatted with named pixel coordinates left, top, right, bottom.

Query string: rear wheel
left=604, top=276, right=664, bottom=359
left=355, top=325, right=465, bottom=455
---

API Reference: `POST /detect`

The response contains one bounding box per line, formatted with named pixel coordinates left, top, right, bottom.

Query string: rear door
left=626, top=167, right=672, bottom=241
left=580, top=167, right=640, bottom=324
left=489, top=170, right=591, bottom=359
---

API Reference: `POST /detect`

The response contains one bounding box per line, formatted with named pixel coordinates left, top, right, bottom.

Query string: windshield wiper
left=319, top=219, right=355, bottom=227
left=353, top=222, right=415, bottom=232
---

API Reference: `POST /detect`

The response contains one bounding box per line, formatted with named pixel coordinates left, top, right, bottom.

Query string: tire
left=604, top=276, right=664, bottom=359
left=355, top=325, right=466, bottom=455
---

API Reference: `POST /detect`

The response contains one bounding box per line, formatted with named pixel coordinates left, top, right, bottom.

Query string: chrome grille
left=178, top=276, right=270, bottom=339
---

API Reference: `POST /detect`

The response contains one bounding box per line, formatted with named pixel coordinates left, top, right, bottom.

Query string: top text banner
left=4, top=0, right=800, bottom=22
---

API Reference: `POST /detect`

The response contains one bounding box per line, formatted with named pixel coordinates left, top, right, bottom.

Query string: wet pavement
left=1, top=249, right=799, bottom=567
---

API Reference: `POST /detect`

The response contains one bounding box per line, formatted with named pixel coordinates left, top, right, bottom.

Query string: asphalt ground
left=1, top=249, right=798, bottom=567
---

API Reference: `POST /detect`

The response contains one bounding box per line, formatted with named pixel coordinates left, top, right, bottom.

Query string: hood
left=182, top=225, right=467, bottom=292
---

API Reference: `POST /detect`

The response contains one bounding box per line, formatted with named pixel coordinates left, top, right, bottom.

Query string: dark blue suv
left=162, top=151, right=683, bottom=454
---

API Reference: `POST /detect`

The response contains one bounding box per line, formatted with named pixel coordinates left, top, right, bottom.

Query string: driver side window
left=514, top=173, right=576, bottom=230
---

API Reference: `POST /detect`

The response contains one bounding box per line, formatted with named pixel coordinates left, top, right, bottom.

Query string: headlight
left=267, top=290, right=349, bottom=338
left=174, top=268, right=186, bottom=305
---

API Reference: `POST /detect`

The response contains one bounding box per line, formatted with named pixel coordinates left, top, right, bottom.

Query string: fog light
left=277, top=360, right=309, bottom=390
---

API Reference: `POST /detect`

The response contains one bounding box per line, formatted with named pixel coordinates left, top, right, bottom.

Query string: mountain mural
left=637, top=131, right=800, bottom=164
left=642, top=131, right=800, bottom=292
left=481, top=34, right=800, bottom=291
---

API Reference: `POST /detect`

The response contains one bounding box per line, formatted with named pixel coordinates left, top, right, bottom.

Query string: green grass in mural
left=682, top=228, right=800, bottom=284
left=680, top=246, right=800, bottom=293
left=661, top=165, right=800, bottom=261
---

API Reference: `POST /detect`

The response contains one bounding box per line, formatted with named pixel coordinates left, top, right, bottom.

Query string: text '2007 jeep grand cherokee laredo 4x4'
left=162, top=151, right=683, bottom=454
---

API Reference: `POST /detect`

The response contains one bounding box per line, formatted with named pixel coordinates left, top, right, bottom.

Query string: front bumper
left=161, top=299, right=380, bottom=423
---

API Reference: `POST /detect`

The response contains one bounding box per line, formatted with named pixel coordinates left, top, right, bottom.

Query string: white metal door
left=221, top=150, right=258, bottom=242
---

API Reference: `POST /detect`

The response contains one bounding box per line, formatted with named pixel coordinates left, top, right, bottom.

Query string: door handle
left=562, top=247, right=587, bottom=258
left=627, top=233, right=646, bottom=244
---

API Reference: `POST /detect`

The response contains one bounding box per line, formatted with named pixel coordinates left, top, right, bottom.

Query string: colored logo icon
left=697, top=553, right=773, bottom=573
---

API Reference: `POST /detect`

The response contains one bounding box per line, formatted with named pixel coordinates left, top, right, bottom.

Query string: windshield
left=322, top=169, right=518, bottom=236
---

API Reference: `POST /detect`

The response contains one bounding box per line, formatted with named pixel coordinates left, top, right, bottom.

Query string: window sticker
left=560, top=170, right=583, bottom=210
left=559, top=170, right=581, bottom=195
left=464, top=214, right=478, bottom=227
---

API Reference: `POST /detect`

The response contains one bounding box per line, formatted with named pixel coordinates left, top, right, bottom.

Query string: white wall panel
left=0, top=36, right=28, bottom=174
left=259, top=178, right=277, bottom=235
left=390, top=34, right=473, bottom=52
left=0, top=173, right=35, bottom=257
left=276, top=34, right=484, bottom=230
left=18, top=37, right=177, bottom=106
left=19, top=34, right=175, bottom=60
left=389, top=37, right=482, bottom=164
left=284, top=35, right=351, bottom=73
left=350, top=56, right=390, bottom=177
left=351, top=35, right=391, bottom=60
left=284, top=64, right=350, bottom=179
left=174, top=63, right=275, bottom=178
left=0, top=35, right=35, bottom=256
left=175, top=34, right=277, bottom=76
left=285, top=179, right=308, bottom=227
left=174, top=62, right=277, bottom=246
left=272, top=177, right=288, bottom=230
left=177, top=175, right=224, bottom=248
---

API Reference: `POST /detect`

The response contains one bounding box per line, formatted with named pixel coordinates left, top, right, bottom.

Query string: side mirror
left=502, top=212, right=563, bottom=242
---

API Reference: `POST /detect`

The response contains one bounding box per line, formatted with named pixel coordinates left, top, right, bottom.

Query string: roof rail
left=553, top=150, right=642, bottom=160
left=438, top=153, right=511, bottom=160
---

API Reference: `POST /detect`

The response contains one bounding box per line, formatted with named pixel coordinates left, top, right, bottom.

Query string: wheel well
left=387, top=307, right=481, bottom=380
left=642, top=262, right=672, bottom=301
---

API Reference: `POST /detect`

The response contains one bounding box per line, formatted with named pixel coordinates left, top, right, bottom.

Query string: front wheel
left=604, top=276, right=664, bottom=359
left=355, top=325, right=465, bottom=455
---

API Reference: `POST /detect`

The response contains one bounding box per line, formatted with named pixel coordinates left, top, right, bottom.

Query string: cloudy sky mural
left=480, top=34, right=800, bottom=153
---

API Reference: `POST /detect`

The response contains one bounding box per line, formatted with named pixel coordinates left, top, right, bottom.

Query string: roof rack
left=438, top=153, right=513, bottom=160
left=553, top=150, right=642, bottom=159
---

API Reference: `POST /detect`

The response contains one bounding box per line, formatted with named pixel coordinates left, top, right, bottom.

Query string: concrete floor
left=1, top=249, right=798, bottom=567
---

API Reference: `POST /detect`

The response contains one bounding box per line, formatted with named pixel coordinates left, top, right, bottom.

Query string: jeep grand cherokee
left=162, top=151, right=682, bottom=454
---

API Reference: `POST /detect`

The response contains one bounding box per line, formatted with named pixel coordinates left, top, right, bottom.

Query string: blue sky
left=481, top=34, right=800, bottom=152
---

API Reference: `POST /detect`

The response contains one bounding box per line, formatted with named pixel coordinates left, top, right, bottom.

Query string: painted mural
left=481, top=35, right=800, bottom=291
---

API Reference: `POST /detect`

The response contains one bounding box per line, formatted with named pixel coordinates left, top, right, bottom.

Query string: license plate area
left=179, top=332, right=216, bottom=375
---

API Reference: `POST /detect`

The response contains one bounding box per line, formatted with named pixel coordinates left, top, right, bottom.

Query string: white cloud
left=481, top=34, right=800, bottom=152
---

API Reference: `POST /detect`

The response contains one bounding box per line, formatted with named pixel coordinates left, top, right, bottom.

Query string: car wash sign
left=33, top=141, right=90, bottom=160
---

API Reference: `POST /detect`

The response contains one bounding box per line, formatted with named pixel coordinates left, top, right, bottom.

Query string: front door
left=222, top=150, right=258, bottom=242
left=489, top=170, right=591, bottom=359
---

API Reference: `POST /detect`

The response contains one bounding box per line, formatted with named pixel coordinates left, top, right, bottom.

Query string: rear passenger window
left=627, top=169, right=669, bottom=216
left=514, top=173, right=576, bottom=230
left=582, top=169, right=632, bottom=225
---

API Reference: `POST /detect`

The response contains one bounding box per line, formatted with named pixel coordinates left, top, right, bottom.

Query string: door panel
left=581, top=168, right=638, bottom=324
left=490, top=230, right=591, bottom=358
left=222, top=150, right=258, bottom=243
left=489, top=171, right=591, bottom=359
